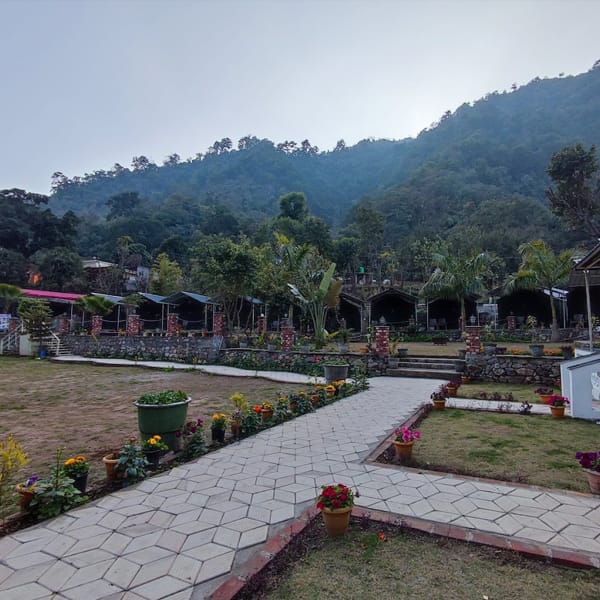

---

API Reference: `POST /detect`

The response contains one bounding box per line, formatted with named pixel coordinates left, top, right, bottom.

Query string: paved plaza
left=1, top=363, right=600, bottom=599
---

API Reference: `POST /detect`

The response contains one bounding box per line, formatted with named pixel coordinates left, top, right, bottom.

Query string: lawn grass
left=457, top=382, right=555, bottom=404
left=410, top=409, right=600, bottom=492
left=260, top=520, right=600, bottom=600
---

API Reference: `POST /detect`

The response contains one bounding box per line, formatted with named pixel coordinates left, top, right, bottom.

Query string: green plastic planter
left=323, top=364, right=349, bottom=383
left=134, top=397, right=190, bottom=451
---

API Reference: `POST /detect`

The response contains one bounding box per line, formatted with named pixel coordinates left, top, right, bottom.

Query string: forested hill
left=49, top=64, right=600, bottom=232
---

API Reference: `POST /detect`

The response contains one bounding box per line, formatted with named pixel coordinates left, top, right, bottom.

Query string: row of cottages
left=11, top=240, right=600, bottom=336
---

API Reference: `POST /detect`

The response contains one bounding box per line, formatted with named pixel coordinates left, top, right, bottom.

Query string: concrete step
left=387, top=367, right=460, bottom=380
left=397, top=360, right=458, bottom=370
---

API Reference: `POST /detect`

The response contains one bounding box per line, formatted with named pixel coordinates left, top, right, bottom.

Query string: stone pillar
left=127, top=314, right=141, bottom=336
left=507, top=315, right=516, bottom=332
left=58, top=317, right=70, bottom=334
left=465, top=326, right=481, bottom=354
left=258, top=314, right=267, bottom=335
left=213, top=311, right=224, bottom=337
left=281, top=325, right=294, bottom=351
left=91, top=315, right=103, bottom=336
left=166, top=313, right=179, bottom=337
left=374, top=325, right=390, bottom=356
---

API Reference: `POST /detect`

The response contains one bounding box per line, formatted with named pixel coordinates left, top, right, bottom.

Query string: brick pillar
left=166, top=313, right=179, bottom=337
left=127, top=314, right=141, bottom=336
left=258, top=314, right=267, bottom=335
left=374, top=325, right=390, bottom=356
left=465, top=326, right=481, bottom=354
left=213, top=312, right=224, bottom=337
left=507, top=315, right=516, bottom=332
left=58, top=317, right=70, bottom=334
left=91, top=315, right=103, bottom=336
left=281, top=325, right=294, bottom=351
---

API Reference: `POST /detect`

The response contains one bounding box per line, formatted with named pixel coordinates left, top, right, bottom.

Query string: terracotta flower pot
left=261, top=408, right=274, bottom=422
left=230, top=421, right=241, bottom=439
left=446, top=386, right=457, bottom=397
left=550, top=405, right=565, bottom=418
left=321, top=506, right=352, bottom=537
left=539, top=394, right=552, bottom=405
left=15, top=484, right=35, bottom=510
left=103, top=453, right=120, bottom=481
left=393, top=440, right=414, bottom=462
left=432, top=399, right=446, bottom=411
left=585, top=469, right=600, bottom=494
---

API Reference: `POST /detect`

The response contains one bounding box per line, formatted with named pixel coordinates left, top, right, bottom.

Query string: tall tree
left=150, top=253, right=183, bottom=295
left=546, top=144, right=600, bottom=238
left=421, top=250, right=499, bottom=329
left=504, top=240, right=573, bottom=341
left=191, top=236, right=259, bottom=331
left=106, top=192, right=142, bottom=220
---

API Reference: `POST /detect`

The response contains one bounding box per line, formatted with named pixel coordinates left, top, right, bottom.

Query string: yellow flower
left=212, top=413, right=219, bottom=420
left=153, top=435, right=161, bottom=441
left=64, top=458, right=76, bottom=466
left=149, top=438, right=157, bottom=445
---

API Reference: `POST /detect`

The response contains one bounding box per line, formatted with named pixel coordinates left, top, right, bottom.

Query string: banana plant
left=288, top=261, right=342, bottom=348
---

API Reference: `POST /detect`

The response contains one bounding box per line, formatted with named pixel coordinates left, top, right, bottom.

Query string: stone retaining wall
left=465, top=354, right=561, bottom=385
left=63, top=334, right=216, bottom=362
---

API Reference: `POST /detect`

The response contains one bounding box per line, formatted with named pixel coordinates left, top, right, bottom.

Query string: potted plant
left=210, top=413, right=228, bottom=443
left=177, top=417, right=207, bottom=460
left=114, top=438, right=148, bottom=485
left=28, top=449, right=86, bottom=519
left=392, top=426, right=421, bottom=462
left=140, top=435, right=168, bottom=470
left=260, top=401, right=274, bottom=422
left=134, top=390, right=190, bottom=452
left=526, top=315, right=544, bottom=356
left=337, top=328, right=351, bottom=353
left=561, top=345, right=575, bottom=359
left=15, top=475, right=38, bottom=510
left=446, top=379, right=461, bottom=397
left=547, top=394, right=569, bottom=418
left=575, top=451, right=600, bottom=494
left=316, top=482, right=355, bottom=537
left=431, top=385, right=448, bottom=410
left=323, top=358, right=350, bottom=383
left=62, top=454, right=89, bottom=493
left=534, top=386, right=554, bottom=405
left=267, top=334, right=279, bottom=351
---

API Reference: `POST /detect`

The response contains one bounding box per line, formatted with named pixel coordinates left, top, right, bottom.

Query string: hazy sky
left=1, top=0, right=599, bottom=194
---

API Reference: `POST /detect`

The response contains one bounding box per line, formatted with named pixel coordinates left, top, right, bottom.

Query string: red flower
left=253, top=405, right=262, bottom=413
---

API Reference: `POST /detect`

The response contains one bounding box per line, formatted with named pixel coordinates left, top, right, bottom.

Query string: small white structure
left=561, top=352, right=600, bottom=419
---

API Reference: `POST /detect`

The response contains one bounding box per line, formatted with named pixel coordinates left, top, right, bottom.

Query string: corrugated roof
left=20, top=289, right=84, bottom=303
left=161, top=291, right=215, bottom=305
left=139, top=293, right=166, bottom=304
left=92, top=293, right=122, bottom=304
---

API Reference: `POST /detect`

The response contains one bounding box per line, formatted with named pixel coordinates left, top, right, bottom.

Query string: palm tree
left=0, top=283, right=22, bottom=314
left=504, top=240, right=573, bottom=341
left=421, top=251, right=499, bottom=329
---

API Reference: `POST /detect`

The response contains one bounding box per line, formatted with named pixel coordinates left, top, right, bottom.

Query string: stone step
left=397, top=360, right=459, bottom=370
left=387, top=367, right=460, bottom=380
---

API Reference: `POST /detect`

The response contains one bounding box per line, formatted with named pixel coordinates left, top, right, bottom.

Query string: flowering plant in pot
left=211, top=413, right=228, bottom=443
left=140, top=435, right=168, bottom=470
left=316, top=483, right=355, bottom=537
left=63, top=455, right=89, bottom=493
left=392, top=426, right=421, bottom=461
left=177, top=418, right=207, bottom=460
left=15, top=475, right=38, bottom=510
left=548, top=395, right=569, bottom=407
left=431, top=384, right=449, bottom=409
left=575, top=451, right=600, bottom=493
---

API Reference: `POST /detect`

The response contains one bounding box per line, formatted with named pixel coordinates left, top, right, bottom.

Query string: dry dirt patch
left=0, top=357, right=305, bottom=515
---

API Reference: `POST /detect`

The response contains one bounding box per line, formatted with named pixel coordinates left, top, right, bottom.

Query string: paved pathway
left=1, top=364, right=600, bottom=600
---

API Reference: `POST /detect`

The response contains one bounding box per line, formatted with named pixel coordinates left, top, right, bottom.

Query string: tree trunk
left=549, top=295, right=559, bottom=342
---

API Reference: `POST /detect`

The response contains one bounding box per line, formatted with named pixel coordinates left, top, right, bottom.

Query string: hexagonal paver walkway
left=1, top=366, right=600, bottom=600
